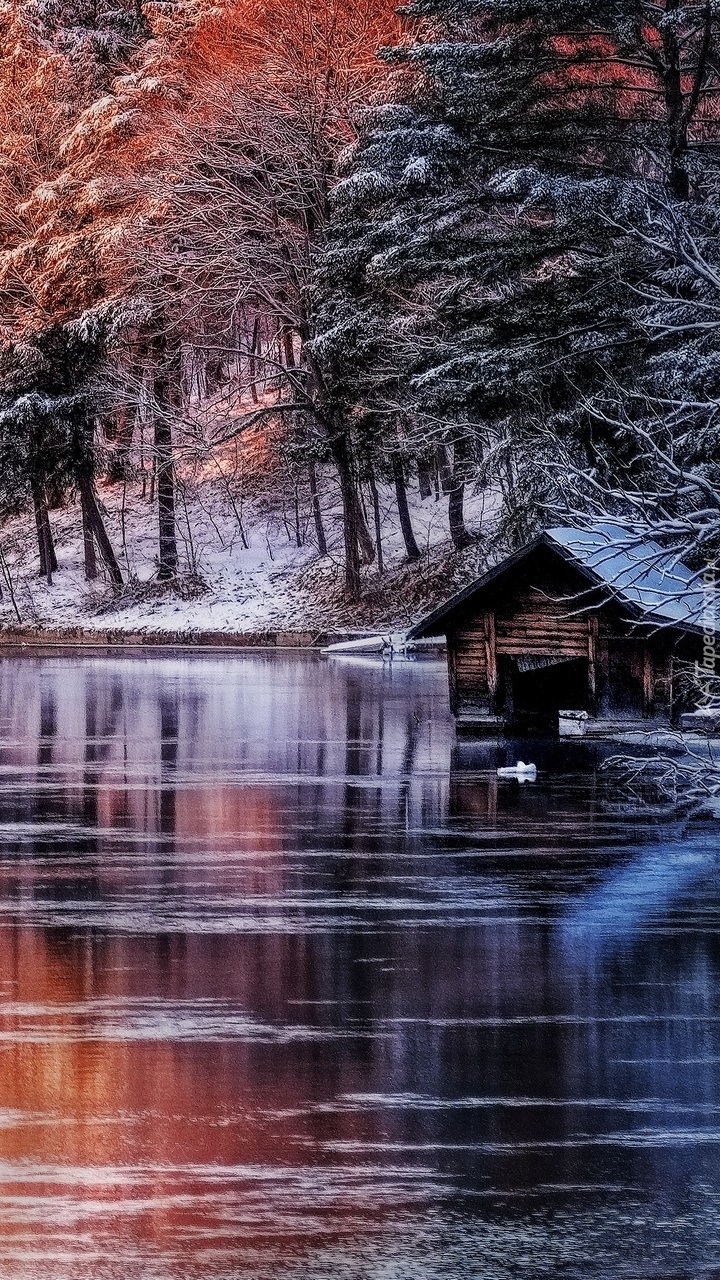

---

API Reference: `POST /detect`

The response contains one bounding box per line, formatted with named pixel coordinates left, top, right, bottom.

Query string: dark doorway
left=501, top=656, right=590, bottom=732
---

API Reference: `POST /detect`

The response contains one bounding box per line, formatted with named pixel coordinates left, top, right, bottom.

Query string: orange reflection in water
left=0, top=920, right=406, bottom=1277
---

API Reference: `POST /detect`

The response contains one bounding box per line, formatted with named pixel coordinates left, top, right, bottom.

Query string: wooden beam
left=483, top=611, right=497, bottom=709
left=643, top=645, right=654, bottom=718
left=447, top=640, right=459, bottom=715
left=587, top=615, right=598, bottom=710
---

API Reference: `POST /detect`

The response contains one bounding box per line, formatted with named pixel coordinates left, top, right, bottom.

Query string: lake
left=0, top=652, right=717, bottom=1279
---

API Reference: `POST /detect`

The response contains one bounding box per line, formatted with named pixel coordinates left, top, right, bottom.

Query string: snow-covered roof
left=408, top=524, right=713, bottom=638
left=545, top=525, right=709, bottom=629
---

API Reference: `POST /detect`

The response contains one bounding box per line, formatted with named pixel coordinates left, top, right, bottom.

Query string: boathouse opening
left=500, top=655, right=590, bottom=731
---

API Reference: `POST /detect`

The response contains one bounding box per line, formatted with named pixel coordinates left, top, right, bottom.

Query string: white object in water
left=497, top=760, right=537, bottom=780
left=558, top=709, right=588, bottom=738
left=322, top=635, right=387, bottom=654
left=321, top=633, right=439, bottom=657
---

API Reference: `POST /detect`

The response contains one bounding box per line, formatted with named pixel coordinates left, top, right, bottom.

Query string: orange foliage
left=0, top=0, right=399, bottom=335
left=546, top=23, right=720, bottom=135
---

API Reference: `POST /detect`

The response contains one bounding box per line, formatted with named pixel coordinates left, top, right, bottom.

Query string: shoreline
left=0, top=625, right=447, bottom=654
left=0, top=626, right=370, bottom=652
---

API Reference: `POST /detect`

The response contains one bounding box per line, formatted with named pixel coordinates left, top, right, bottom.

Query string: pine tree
left=552, top=191, right=720, bottom=561
left=314, top=0, right=720, bottom=545
left=0, top=0, right=204, bottom=583
left=0, top=323, right=123, bottom=584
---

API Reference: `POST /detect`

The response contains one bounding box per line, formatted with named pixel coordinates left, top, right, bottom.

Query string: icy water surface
left=0, top=653, right=718, bottom=1279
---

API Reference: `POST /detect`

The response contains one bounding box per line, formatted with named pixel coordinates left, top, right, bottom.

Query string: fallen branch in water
left=604, top=733, right=720, bottom=816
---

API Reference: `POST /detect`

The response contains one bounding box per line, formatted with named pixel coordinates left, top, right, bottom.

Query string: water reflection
left=0, top=654, right=716, bottom=1278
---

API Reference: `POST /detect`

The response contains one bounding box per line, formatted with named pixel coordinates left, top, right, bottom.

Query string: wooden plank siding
left=484, top=612, right=498, bottom=703
left=588, top=615, right=599, bottom=709
left=451, top=628, right=490, bottom=715
left=495, top=591, right=589, bottom=659
left=452, top=592, right=594, bottom=716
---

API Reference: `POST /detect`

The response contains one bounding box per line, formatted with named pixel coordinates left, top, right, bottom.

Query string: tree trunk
left=501, top=442, right=527, bottom=549
left=152, top=335, right=179, bottom=581
left=417, top=453, right=433, bottom=500
left=448, top=482, right=470, bottom=550
left=300, top=341, right=371, bottom=590
left=329, top=434, right=362, bottom=600
left=308, top=462, right=328, bottom=556
left=435, top=445, right=453, bottom=495
left=282, top=327, right=296, bottom=369
left=78, top=476, right=123, bottom=587
left=391, top=452, right=421, bottom=561
left=81, top=488, right=98, bottom=580
left=661, top=1, right=691, bottom=200
left=368, top=469, right=384, bottom=576
left=155, top=416, right=178, bottom=580
left=33, top=489, right=47, bottom=582
left=32, top=485, right=56, bottom=584
left=448, top=439, right=472, bottom=551
left=354, top=489, right=376, bottom=565
left=293, top=486, right=302, bottom=547
left=248, top=315, right=260, bottom=405
left=106, top=407, right=137, bottom=483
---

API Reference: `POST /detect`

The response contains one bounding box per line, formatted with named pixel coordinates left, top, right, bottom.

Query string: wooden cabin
left=408, top=526, right=713, bottom=736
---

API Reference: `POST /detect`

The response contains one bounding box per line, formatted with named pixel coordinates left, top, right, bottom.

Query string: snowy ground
left=0, top=452, right=495, bottom=637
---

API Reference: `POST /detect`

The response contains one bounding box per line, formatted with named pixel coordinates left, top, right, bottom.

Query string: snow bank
left=0, top=461, right=494, bottom=638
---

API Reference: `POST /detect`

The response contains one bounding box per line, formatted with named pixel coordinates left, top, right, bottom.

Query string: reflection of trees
left=0, top=653, right=718, bottom=1246
left=0, top=921, right=392, bottom=1262
left=82, top=677, right=124, bottom=828
left=37, top=686, right=56, bottom=770
left=159, top=691, right=178, bottom=840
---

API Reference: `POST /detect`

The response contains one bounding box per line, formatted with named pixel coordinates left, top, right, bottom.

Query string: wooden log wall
left=494, top=590, right=589, bottom=659
left=444, top=556, right=689, bottom=726
left=448, top=628, right=489, bottom=715
left=450, top=587, right=593, bottom=716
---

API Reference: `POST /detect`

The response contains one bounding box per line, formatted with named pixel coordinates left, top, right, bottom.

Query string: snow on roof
left=408, top=524, right=714, bottom=638
left=545, top=525, right=710, bottom=631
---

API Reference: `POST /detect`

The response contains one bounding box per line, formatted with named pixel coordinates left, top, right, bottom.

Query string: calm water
left=0, top=653, right=718, bottom=1279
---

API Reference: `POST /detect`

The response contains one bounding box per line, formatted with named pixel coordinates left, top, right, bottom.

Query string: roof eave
left=546, top=535, right=704, bottom=636
left=406, top=534, right=549, bottom=639
left=406, top=531, right=705, bottom=640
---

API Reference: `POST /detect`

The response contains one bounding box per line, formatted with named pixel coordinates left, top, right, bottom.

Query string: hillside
left=0, top=442, right=494, bottom=639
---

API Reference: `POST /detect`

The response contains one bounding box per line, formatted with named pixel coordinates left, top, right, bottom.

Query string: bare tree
left=136, top=0, right=397, bottom=597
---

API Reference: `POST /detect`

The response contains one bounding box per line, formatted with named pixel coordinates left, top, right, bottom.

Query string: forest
left=0, top=0, right=719, bottom=630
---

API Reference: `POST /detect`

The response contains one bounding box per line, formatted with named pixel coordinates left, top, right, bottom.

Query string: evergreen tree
left=0, top=0, right=203, bottom=582
left=0, top=323, right=123, bottom=584
left=315, top=0, right=720, bottom=545
left=553, top=191, right=720, bottom=560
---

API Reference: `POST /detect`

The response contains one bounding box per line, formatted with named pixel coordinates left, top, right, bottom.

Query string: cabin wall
left=495, top=592, right=589, bottom=660
left=448, top=584, right=681, bottom=728
left=599, top=637, right=675, bottom=719
left=448, top=622, right=491, bottom=718
left=449, top=584, right=593, bottom=722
